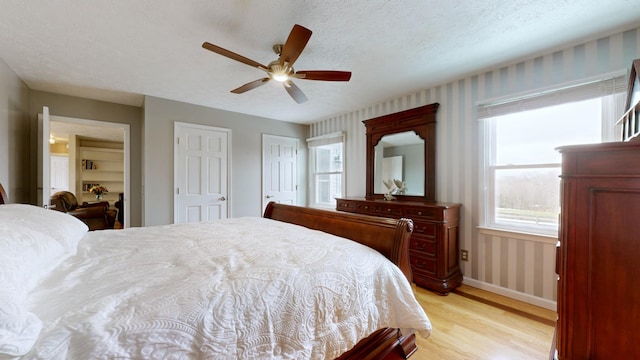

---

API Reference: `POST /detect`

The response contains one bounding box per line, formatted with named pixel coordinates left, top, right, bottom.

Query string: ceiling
left=1, top=1, right=639, bottom=124
left=49, top=120, right=124, bottom=144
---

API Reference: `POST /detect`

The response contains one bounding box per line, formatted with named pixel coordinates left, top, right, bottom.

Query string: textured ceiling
left=1, top=1, right=639, bottom=124
left=49, top=120, right=124, bottom=143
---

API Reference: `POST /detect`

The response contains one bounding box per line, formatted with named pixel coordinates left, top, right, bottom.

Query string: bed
left=0, top=191, right=431, bottom=359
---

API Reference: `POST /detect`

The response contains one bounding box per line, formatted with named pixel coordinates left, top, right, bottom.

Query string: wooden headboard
left=263, top=202, right=414, bottom=282
left=0, top=183, right=7, bottom=204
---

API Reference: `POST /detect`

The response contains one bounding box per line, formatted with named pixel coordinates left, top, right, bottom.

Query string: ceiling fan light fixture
left=268, top=61, right=290, bottom=82
left=272, top=73, right=289, bottom=82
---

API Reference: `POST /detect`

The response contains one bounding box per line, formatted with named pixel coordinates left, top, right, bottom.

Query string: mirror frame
left=364, top=103, right=439, bottom=201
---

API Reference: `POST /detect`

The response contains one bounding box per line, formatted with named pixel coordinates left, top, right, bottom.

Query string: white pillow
left=0, top=204, right=88, bottom=252
left=0, top=204, right=88, bottom=355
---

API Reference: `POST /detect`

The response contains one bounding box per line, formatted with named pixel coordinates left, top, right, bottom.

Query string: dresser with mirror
left=335, top=103, right=463, bottom=295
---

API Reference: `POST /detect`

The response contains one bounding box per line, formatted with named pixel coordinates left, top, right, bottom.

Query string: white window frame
left=307, top=132, right=345, bottom=209
left=478, top=72, right=627, bottom=236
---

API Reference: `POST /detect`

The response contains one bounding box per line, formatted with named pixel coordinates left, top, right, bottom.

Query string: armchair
left=114, top=192, right=124, bottom=226
left=50, top=191, right=117, bottom=231
left=0, top=183, right=6, bottom=204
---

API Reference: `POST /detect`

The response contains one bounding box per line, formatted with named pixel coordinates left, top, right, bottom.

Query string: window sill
left=477, top=226, right=558, bottom=244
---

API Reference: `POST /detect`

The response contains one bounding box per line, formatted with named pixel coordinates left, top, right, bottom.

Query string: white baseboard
left=463, top=277, right=557, bottom=312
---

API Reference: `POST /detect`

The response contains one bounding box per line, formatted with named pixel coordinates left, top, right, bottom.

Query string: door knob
left=219, top=196, right=226, bottom=201
left=266, top=195, right=274, bottom=198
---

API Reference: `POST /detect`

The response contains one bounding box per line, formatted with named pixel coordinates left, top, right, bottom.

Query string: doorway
left=262, top=134, right=299, bottom=211
left=48, top=114, right=130, bottom=227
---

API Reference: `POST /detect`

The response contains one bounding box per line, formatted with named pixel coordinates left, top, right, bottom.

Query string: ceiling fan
left=202, top=24, right=351, bottom=104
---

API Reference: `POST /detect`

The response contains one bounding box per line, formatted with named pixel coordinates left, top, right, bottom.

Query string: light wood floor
left=410, top=284, right=556, bottom=359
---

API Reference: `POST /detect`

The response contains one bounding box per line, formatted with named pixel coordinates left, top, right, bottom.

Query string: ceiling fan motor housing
left=272, top=44, right=284, bottom=56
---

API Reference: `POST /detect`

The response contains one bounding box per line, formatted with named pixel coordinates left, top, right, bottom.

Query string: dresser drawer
left=376, top=204, right=403, bottom=217
left=355, top=203, right=403, bottom=218
left=336, top=200, right=356, bottom=212
left=410, top=237, right=436, bottom=255
left=356, top=203, right=379, bottom=215
left=404, top=206, right=440, bottom=220
left=409, top=252, right=437, bottom=274
left=412, top=221, right=436, bottom=238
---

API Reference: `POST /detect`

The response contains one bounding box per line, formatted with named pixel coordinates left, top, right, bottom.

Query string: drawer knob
left=387, top=208, right=391, bottom=212
left=418, top=211, right=423, bottom=215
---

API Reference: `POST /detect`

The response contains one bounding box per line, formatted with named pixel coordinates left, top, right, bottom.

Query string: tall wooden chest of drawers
left=553, top=141, right=640, bottom=359
left=336, top=197, right=462, bottom=294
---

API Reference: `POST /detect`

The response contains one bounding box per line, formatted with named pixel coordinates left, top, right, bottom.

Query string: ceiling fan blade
left=295, top=70, right=352, bottom=81
left=283, top=80, right=308, bottom=104
left=202, top=42, right=267, bottom=70
left=279, top=24, right=312, bottom=68
left=231, top=78, right=270, bottom=94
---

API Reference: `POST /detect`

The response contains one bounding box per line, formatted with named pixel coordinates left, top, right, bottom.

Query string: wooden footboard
left=336, top=328, right=417, bottom=360
left=263, top=202, right=418, bottom=359
left=263, top=202, right=413, bottom=282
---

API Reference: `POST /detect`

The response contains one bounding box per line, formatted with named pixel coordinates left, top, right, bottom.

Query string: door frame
left=37, top=107, right=50, bottom=208
left=261, top=134, right=299, bottom=211
left=173, top=121, right=232, bottom=223
left=44, top=113, right=131, bottom=227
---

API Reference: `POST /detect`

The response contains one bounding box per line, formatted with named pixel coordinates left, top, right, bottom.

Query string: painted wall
left=142, top=96, right=307, bottom=226
left=0, top=58, right=30, bottom=203
left=309, top=27, right=640, bottom=308
left=0, top=68, right=308, bottom=225
left=29, top=91, right=144, bottom=227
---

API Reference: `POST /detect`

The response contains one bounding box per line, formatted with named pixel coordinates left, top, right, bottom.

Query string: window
left=479, top=75, right=626, bottom=235
left=307, top=132, right=344, bottom=208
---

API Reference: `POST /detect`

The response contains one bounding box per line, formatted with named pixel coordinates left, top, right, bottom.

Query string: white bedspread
left=18, top=217, right=431, bottom=359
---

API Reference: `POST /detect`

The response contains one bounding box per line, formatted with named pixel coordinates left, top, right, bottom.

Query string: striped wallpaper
left=308, top=27, right=640, bottom=309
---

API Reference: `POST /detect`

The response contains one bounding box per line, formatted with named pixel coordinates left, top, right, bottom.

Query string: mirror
left=373, top=131, right=424, bottom=195
left=364, top=103, right=439, bottom=201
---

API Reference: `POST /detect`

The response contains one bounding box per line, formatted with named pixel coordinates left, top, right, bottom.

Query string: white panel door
left=37, top=106, right=51, bottom=208
left=262, top=134, right=298, bottom=211
left=50, top=155, right=69, bottom=193
left=175, top=122, right=230, bottom=223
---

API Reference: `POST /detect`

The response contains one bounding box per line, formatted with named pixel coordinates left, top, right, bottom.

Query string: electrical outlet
left=461, top=249, right=469, bottom=261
